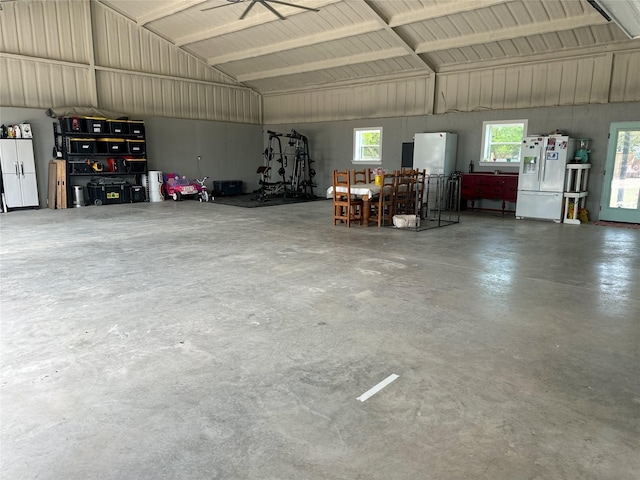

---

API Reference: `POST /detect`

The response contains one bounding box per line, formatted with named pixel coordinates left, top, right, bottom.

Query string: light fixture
left=589, top=0, right=640, bottom=39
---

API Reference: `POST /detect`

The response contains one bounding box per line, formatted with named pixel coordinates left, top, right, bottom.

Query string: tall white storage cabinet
left=0, top=139, right=39, bottom=208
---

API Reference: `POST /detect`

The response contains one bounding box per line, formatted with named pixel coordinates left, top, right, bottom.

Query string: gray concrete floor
left=1, top=200, right=639, bottom=480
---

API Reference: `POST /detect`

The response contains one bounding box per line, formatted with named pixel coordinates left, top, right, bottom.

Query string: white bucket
left=393, top=214, right=418, bottom=228
left=148, top=170, right=164, bottom=202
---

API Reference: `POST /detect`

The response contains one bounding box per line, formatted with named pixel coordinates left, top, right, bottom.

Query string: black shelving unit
left=54, top=117, right=148, bottom=205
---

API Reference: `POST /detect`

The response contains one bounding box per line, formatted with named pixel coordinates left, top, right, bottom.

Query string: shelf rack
left=563, top=163, right=591, bottom=224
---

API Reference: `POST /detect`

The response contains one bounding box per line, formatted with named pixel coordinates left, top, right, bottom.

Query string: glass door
left=599, top=123, right=640, bottom=223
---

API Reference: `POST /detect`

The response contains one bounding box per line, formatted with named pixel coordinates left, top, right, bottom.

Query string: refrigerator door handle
left=536, top=155, right=542, bottom=182
left=540, top=155, right=546, bottom=183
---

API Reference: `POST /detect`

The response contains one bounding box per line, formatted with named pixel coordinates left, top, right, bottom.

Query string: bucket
left=72, top=185, right=85, bottom=207
left=148, top=170, right=164, bottom=202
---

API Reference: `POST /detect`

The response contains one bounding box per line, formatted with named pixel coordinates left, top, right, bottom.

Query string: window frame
left=480, top=119, right=528, bottom=164
left=353, top=127, right=383, bottom=164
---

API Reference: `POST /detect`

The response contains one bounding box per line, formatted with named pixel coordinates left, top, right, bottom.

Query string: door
left=519, top=136, right=544, bottom=191
left=516, top=191, right=563, bottom=221
left=600, top=123, right=640, bottom=223
left=15, top=139, right=39, bottom=206
left=539, top=136, right=571, bottom=193
left=0, top=139, right=22, bottom=208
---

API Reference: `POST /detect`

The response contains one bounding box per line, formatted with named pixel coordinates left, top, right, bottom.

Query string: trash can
left=72, top=185, right=85, bottom=207
left=148, top=170, right=164, bottom=202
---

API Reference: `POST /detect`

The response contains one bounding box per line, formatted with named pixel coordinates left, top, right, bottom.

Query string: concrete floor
left=1, top=200, right=639, bottom=480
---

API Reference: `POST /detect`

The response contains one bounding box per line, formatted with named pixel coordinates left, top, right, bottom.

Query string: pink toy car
left=164, top=173, right=203, bottom=201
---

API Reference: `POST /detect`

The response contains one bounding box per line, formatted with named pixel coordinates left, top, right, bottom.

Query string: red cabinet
left=461, top=173, right=518, bottom=214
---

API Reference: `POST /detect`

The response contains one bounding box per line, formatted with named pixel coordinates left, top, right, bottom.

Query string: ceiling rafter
left=136, top=0, right=209, bottom=26
left=435, top=41, right=640, bottom=74
left=355, top=0, right=435, bottom=73
left=175, top=0, right=341, bottom=47
left=415, top=12, right=608, bottom=54
left=207, top=20, right=383, bottom=65
left=388, top=0, right=509, bottom=28
left=261, top=70, right=432, bottom=96
left=236, top=47, right=409, bottom=82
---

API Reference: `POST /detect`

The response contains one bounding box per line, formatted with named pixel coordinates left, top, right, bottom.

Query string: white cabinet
left=0, top=139, right=39, bottom=208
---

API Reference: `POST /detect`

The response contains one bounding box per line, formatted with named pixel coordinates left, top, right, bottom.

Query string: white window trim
left=480, top=119, right=528, bottom=164
left=353, top=127, right=383, bottom=164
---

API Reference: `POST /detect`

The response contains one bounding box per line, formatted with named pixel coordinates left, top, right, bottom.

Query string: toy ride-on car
left=164, top=173, right=209, bottom=202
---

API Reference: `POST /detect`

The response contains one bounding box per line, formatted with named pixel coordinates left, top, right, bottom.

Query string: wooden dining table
left=326, top=182, right=381, bottom=227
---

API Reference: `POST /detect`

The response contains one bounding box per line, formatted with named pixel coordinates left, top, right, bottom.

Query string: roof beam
left=236, top=47, right=409, bottom=82
left=137, top=0, right=209, bottom=26
left=175, top=0, right=341, bottom=46
left=355, top=0, right=435, bottom=73
left=436, top=41, right=640, bottom=74
left=415, top=12, right=608, bottom=53
left=207, top=20, right=383, bottom=65
left=389, top=0, right=508, bottom=28
left=260, top=71, right=432, bottom=96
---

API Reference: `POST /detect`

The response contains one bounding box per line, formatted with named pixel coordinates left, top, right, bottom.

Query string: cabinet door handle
left=15, top=162, right=20, bottom=175
left=20, top=162, right=25, bottom=176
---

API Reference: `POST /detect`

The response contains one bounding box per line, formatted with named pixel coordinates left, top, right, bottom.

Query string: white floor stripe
left=357, top=374, right=399, bottom=402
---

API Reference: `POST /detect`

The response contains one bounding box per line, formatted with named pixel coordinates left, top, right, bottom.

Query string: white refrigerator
left=412, top=132, right=458, bottom=176
left=516, top=135, right=575, bottom=222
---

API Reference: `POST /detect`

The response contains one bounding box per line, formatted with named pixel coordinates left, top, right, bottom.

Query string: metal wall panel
left=0, top=56, right=93, bottom=108
left=92, top=1, right=239, bottom=85
left=610, top=50, right=640, bottom=103
left=435, top=55, right=612, bottom=113
left=0, top=0, right=90, bottom=64
left=263, top=76, right=431, bottom=124
left=96, top=70, right=261, bottom=124
left=0, top=0, right=260, bottom=123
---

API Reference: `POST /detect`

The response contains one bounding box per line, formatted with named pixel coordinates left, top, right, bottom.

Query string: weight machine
left=255, top=129, right=317, bottom=202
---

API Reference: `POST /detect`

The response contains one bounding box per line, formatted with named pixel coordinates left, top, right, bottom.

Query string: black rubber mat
left=212, top=193, right=326, bottom=208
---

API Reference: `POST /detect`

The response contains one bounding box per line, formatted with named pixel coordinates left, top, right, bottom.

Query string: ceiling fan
left=201, top=0, right=319, bottom=20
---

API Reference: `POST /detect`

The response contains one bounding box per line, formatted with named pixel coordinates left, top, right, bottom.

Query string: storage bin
left=96, top=138, right=127, bottom=154
left=60, top=116, right=84, bottom=134
left=127, top=120, right=145, bottom=137
left=84, top=117, right=107, bottom=134
left=127, top=158, right=147, bottom=173
left=68, top=138, right=96, bottom=154
left=213, top=180, right=243, bottom=196
left=87, top=183, right=131, bottom=205
left=107, top=119, right=127, bottom=135
left=126, top=139, right=145, bottom=155
left=130, top=185, right=146, bottom=203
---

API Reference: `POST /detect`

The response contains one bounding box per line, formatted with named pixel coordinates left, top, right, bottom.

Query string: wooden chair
left=369, top=172, right=396, bottom=227
left=366, top=168, right=375, bottom=183
left=393, top=169, right=417, bottom=215
left=352, top=168, right=368, bottom=184
left=333, top=169, right=363, bottom=227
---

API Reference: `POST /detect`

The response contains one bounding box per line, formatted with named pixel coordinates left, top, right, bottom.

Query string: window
left=353, top=127, right=382, bottom=164
left=480, top=120, right=528, bottom=164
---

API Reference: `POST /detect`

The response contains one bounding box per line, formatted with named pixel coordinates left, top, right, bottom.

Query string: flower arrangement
left=372, top=167, right=387, bottom=176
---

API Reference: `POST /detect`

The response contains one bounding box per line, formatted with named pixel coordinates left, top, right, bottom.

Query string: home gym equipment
left=254, top=129, right=316, bottom=202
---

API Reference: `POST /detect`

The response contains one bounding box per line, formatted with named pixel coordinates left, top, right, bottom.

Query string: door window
left=600, top=123, right=640, bottom=223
